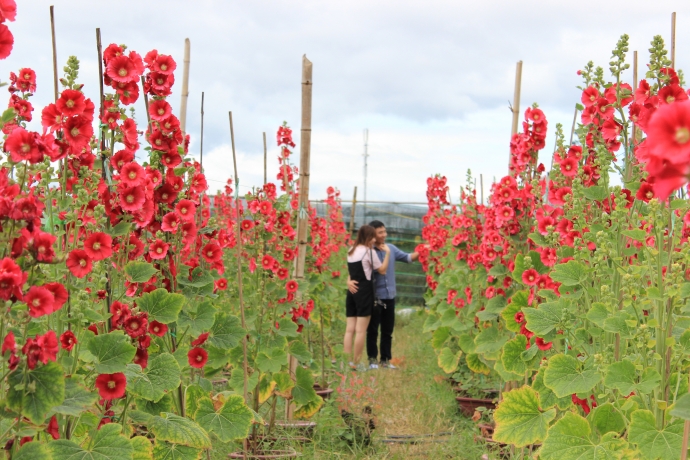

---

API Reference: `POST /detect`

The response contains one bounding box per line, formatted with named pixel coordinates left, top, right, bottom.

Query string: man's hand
left=348, top=279, right=359, bottom=294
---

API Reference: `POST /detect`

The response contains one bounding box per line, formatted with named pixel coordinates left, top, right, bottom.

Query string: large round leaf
left=493, top=385, right=556, bottom=447
left=194, top=396, right=253, bottom=442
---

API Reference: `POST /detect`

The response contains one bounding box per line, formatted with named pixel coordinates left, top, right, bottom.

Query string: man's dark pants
left=367, top=298, right=395, bottom=363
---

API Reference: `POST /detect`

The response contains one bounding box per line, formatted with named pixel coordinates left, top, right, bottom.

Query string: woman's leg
left=343, top=317, right=357, bottom=358
left=353, top=316, right=371, bottom=363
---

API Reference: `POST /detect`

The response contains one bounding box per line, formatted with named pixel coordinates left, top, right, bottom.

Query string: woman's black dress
left=346, top=252, right=374, bottom=317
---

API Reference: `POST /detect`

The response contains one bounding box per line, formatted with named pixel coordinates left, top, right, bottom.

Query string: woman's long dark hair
left=348, top=225, right=376, bottom=255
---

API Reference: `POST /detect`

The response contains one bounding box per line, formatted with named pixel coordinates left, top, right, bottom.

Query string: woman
left=344, top=225, right=390, bottom=371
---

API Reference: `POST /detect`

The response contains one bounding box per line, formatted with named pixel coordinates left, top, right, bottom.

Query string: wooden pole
left=200, top=92, right=205, bottom=169
left=349, top=186, right=358, bottom=234
left=569, top=105, right=578, bottom=146
left=141, top=76, right=152, bottom=130
left=263, top=132, right=267, bottom=185
left=671, top=12, right=677, bottom=69
left=180, top=38, right=191, bottom=137
left=287, top=55, right=313, bottom=420
left=510, top=61, right=523, bottom=137
left=49, top=6, right=59, bottom=102
left=479, top=174, right=484, bottom=205
left=229, top=111, right=249, bottom=405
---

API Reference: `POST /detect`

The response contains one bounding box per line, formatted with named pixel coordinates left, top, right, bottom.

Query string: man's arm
left=390, top=244, right=415, bottom=263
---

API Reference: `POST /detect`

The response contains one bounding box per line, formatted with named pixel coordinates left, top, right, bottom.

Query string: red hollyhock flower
left=4, top=127, right=42, bottom=164
left=0, top=24, right=14, bottom=60
left=0, top=1, right=17, bottom=24
left=119, top=186, right=146, bottom=212
left=84, top=232, right=113, bottom=261
left=2, top=331, right=15, bottom=355
left=148, top=239, right=169, bottom=260
left=25, top=285, right=56, bottom=318
left=43, top=282, right=67, bottom=313
left=261, top=255, right=275, bottom=270
left=188, top=347, right=208, bottom=368
left=241, top=220, right=254, bottom=231
left=560, top=157, right=578, bottom=178
left=22, top=330, right=59, bottom=369
left=46, top=415, right=60, bottom=440
left=32, top=230, right=57, bottom=263
left=215, top=278, right=228, bottom=291
left=636, top=182, right=655, bottom=202
left=60, top=331, right=77, bottom=351
left=95, top=373, right=127, bottom=399
left=535, top=337, right=553, bottom=351
left=66, top=249, right=92, bottom=278
left=124, top=313, right=148, bottom=338
left=56, top=89, right=86, bottom=116
left=521, top=269, right=539, bottom=286
left=191, top=332, right=209, bottom=346
left=645, top=100, right=690, bottom=165
left=283, top=248, right=295, bottom=261
left=111, top=149, right=135, bottom=171
left=119, top=161, right=146, bottom=187
left=286, top=280, right=299, bottom=293
left=161, top=212, right=180, bottom=232
left=277, top=268, right=289, bottom=280
left=175, top=199, right=196, bottom=222
left=202, top=242, right=222, bottom=263
left=148, top=320, right=168, bottom=337
left=63, top=115, right=93, bottom=150
left=133, top=348, right=149, bottom=369
left=148, top=99, right=171, bottom=121
left=106, top=55, right=137, bottom=83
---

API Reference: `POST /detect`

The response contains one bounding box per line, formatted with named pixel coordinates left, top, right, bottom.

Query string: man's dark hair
left=369, top=220, right=385, bottom=229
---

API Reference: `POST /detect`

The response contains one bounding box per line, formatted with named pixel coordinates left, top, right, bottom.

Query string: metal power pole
left=363, top=129, right=369, bottom=216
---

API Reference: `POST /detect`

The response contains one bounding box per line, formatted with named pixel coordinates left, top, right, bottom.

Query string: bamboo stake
left=479, top=174, right=484, bottom=205
left=263, top=132, right=267, bottom=185
left=671, top=12, right=677, bottom=69
left=349, top=186, right=358, bottom=234
left=49, top=6, right=59, bottom=101
left=510, top=61, right=523, bottom=136
left=287, top=55, right=313, bottom=420
left=569, top=105, right=578, bottom=146
left=141, top=76, right=152, bottom=130
left=200, top=92, right=205, bottom=169
left=229, top=111, right=249, bottom=405
left=180, top=38, right=191, bottom=137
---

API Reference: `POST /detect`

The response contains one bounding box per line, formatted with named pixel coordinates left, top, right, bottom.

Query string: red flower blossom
left=0, top=258, right=25, bottom=300
left=95, top=373, right=127, bottom=400
left=261, top=255, right=275, bottom=270
left=25, top=285, right=55, bottom=318
left=4, top=127, right=42, bottom=164
left=241, top=220, right=254, bottom=231
left=119, top=186, right=146, bottom=212
left=46, top=416, right=60, bottom=440
left=2, top=331, right=15, bottom=355
left=188, top=347, right=208, bottom=368
left=56, top=89, right=86, bottom=116
left=124, top=313, right=148, bottom=338
left=66, top=249, right=93, bottom=278
left=148, top=320, right=168, bottom=337
left=521, top=268, right=539, bottom=286
left=161, top=212, right=180, bottom=232
left=106, top=55, right=137, bottom=83
left=84, top=232, right=113, bottom=261
left=286, top=280, right=299, bottom=293
left=215, top=278, right=228, bottom=291
left=133, top=348, right=148, bottom=369
left=119, top=161, right=146, bottom=187
left=175, top=199, right=196, bottom=222
left=535, top=337, right=553, bottom=351
left=22, top=330, right=58, bottom=370
left=636, top=182, right=655, bottom=202
left=201, top=242, right=222, bottom=263
left=148, top=239, right=169, bottom=260
left=148, top=99, right=172, bottom=121
left=191, top=332, right=209, bottom=346
left=514, top=311, right=525, bottom=324
left=32, top=230, right=57, bottom=263
left=60, top=331, right=77, bottom=351
left=0, top=24, right=14, bottom=60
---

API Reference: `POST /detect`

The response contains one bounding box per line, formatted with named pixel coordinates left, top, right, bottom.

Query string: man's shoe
left=369, top=362, right=379, bottom=370
left=381, top=361, right=398, bottom=370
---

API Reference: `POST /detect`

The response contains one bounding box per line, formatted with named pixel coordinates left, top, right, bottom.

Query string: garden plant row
left=418, top=33, right=690, bottom=459
left=0, top=3, right=350, bottom=459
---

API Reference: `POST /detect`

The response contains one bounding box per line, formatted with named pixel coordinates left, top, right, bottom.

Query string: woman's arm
left=376, top=244, right=391, bottom=274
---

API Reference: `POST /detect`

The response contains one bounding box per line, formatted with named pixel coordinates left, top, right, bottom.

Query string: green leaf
left=628, top=409, right=684, bottom=460
left=7, top=362, right=65, bottom=424
left=605, top=360, right=661, bottom=396
left=456, top=334, right=476, bottom=354
left=494, top=360, right=523, bottom=382
left=488, top=264, right=508, bottom=276
left=523, top=301, right=564, bottom=336
left=550, top=260, right=588, bottom=286
left=0, top=107, right=16, bottom=124
left=680, top=283, right=690, bottom=299
left=621, top=229, right=647, bottom=242
left=590, top=402, right=626, bottom=435
left=124, top=261, right=158, bottom=283
left=138, top=289, right=185, bottom=324
left=493, top=386, right=556, bottom=447
left=131, top=436, right=153, bottom=460
left=431, top=327, right=451, bottom=349
left=476, top=296, right=506, bottom=321
left=532, top=366, right=572, bottom=410
left=670, top=393, right=690, bottom=420
left=194, top=395, right=253, bottom=442
left=53, top=376, right=98, bottom=416
left=177, top=301, right=217, bottom=336
left=543, top=354, right=601, bottom=398
left=15, top=441, right=51, bottom=460
left=152, top=441, right=201, bottom=460
left=466, top=353, right=490, bottom=375
left=294, top=397, right=324, bottom=420
left=256, top=348, right=288, bottom=373
left=539, top=411, right=628, bottom=460
left=86, top=331, right=137, bottom=374
left=586, top=303, right=609, bottom=328
left=229, top=369, right=258, bottom=394
left=50, top=424, right=134, bottom=460
left=474, top=327, right=507, bottom=353
left=582, top=185, right=608, bottom=201
left=603, top=311, right=636, bottom=339
left=502, top=335, right=530, bottom=375
left=136, top=393, right=174, bottom=416
left=150, top=413, right=211, bottom=449
left=124, top=353, right=181, bottom=402
left=185, top=385, right=208, bottom=419
left=502, top=292, right=526, bottom=333
left=292, top=366, right=318, bottom=405
left=276, top=318, right=299, bottom=337
left=288, top=341, right=312, bottom=363
left=438, top=347, right=462, bottom=374
left=273, top=372, right=295, bottom=398
left=177, top=267, right=214, bottom=287
left=109, top=221, right=132, bottom=237
left=209, top=313, right=244, bottom=350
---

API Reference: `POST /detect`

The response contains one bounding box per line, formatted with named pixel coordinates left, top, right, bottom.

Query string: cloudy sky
left=3, top=1, right=689, bottom=203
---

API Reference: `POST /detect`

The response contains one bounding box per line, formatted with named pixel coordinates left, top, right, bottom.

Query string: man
left=347, top=220, right=419, bottom=369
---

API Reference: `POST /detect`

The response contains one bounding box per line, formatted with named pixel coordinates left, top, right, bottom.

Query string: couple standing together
left=343, top=220, right=419, bottom=372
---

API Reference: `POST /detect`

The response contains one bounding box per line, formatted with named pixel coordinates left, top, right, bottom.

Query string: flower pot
left=456, top=397, right=496, bottom=417
left=228, top=449, right=299, bottom=459
left=313, top=384, right=334, bottom=400
left=272, top=420, right=317, bottom=437
left=477, top=423, right=494, bottom=438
